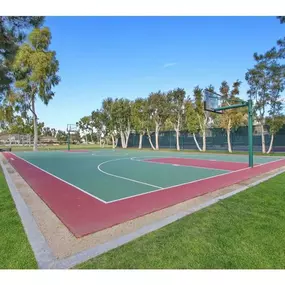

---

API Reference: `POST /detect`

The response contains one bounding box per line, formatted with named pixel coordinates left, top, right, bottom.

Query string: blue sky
left=37, top=16, right=284, bottom=130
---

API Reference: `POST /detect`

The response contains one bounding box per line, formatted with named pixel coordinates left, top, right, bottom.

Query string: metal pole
left=248, top=99, right=253, bottom=167
left=67, top=131, right=70, bottom=151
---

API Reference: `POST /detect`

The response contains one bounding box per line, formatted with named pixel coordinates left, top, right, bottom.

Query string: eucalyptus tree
left=192, top=85, right=214, bottom=152
left=13, top=27, right=60, bottom=151
left=265, top=63, right=285, bottom=153
left=51, top=128, right=57, bottom=138
left=184, top=97, right=202, bottom=151
left=167, top=88, right=186, bottom=151
left=245, top=57, right=270, bottom=153
left=91, top=109, right=106, bottom=147
left=246, top=50, right=285, bottom=153
left=131, top=98, right=149, bottom=149
left=42, top=127, right=53, bottom=137
left=218, top=80, right=247, bottom=153
left=77, top=115, right=92, bottom=143
left=147, top=91, right=168, bottom=150
left=0, top=16, right=44, bottom=95
left=56, top=130, right=68, bottom=143
left=101, top=98, right=120, bottom=147
left=112, top=98, right=132, bottom=149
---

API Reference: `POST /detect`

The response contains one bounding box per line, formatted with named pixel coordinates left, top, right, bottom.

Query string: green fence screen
left=119, top=125, right=285, bottom=152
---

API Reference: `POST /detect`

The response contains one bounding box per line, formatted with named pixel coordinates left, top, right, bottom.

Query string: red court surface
left=144, top=157, right=250, bottom=171
left=3, top=152, right=285, bottom=238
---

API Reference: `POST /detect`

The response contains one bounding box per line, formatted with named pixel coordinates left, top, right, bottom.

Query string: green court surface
left=13, top=150, right=281, bottom=203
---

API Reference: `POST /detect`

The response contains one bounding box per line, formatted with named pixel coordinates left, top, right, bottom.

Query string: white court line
left=91, top=153, right=129, bottom=157
left=9, top=153, right=108, bottom=204
left=97, top=158, right=162, bottom=189
left=105, top=158, right=285, bottom=204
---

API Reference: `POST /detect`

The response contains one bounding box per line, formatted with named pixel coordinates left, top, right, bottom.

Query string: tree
left=0, top=17, right=44, bottom=95
left=265, top=63, right=285, bottom=153
left=185, top=97, right=202, bottom=151
left=0, top=101, right=14, bottom=131
left=51, top=128, right=56, bottom=138
left=112, top=98, right=132, bottom=149
left=101, top=98, right=120, bottom=148
left=167, top=88, right=186, bottom=151
left=245, top=58, right=270, bottom=153
left=131, top=98, right=149, bottom=149
left=13, top=27, right=60, bottom=151
left=7, top=116, right=28, bottom=134
left=147, top=91, right=168, bottom=150
left=42, top=127, right=52, bottom=137
left=91, top=109, right=106, bottom=147
left=276, top=17, right=285, bottom=58
left=246, top=49, right=285, bottom=153
left=192, top=85, right=213, bottom=152
left=7, top=115, right=44, bottom=141
left=277, top=16, right=285, bottom=24
left=56, top=130, right=68, bottom=143
left=70, top=131, right=81, bottom=144
left=77, top=116, right=92, bottom=143
left=218, top=80, right=247, bottom=153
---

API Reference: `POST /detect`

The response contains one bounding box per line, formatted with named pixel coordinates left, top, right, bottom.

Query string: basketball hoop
left=67, top=124, right=78, bottom=133
left=66, top=124, right=78, bottom=151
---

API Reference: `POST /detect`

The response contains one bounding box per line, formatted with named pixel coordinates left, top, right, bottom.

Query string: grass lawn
left=77, top=172, right=285, bottom=269
left=0, top=166, right=37, bottom=269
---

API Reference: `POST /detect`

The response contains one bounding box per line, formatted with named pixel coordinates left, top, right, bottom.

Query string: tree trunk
left=115, top=137, right=118, bottom=148
left=124, top=129, right=130, bottom=149
left=175, top=129, right=180, bottom=151
left=155, top=124, right=159, bottom=150
left=138, top=133, right=143, bottom=149
left=120, top=131, right=126, bottom=148
left=227, top=128, right=232, bottom=153
left=147, top=129, right=156, bottom=150
left=193, top=133, right=202, bottom=152
left=111, top=134, right=115, bottom=148
left=32, top=99, right=38, bottom=151
left=261, top=124, right=266, bottom=154
left=202, top=129, right=206, bottom=152
left=266, top=134, right=274, bottom=154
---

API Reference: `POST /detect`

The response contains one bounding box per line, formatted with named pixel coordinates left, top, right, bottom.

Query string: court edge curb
left=0, top=157, right=57, bottom=269
left=52, top=167, right=285, bottom=269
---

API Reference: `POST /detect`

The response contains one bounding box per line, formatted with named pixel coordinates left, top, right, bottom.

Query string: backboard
left=67, top=124, right=78, bottom=133
left=203, top=89, right=223, bottom=114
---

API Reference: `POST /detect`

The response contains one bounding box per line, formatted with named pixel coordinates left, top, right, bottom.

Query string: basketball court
left=3, top=149, right=285, bottom=238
